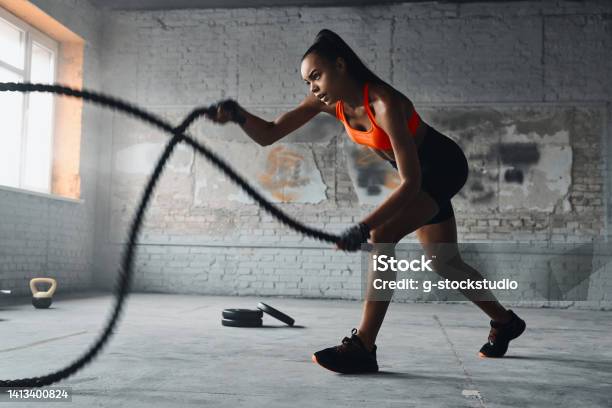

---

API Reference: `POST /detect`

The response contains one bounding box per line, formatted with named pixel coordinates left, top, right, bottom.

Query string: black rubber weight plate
left=221, top=318, right=263, bottom=328
left=257, top=302, right=295, bottom=326
left=222, top=308, right=263, bottom=321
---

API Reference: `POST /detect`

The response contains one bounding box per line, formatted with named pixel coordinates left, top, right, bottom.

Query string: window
left=0, top=8, right=57, bottom=194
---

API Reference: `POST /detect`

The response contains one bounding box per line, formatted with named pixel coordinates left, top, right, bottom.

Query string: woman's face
left=300, top=52, right=345, bottom=105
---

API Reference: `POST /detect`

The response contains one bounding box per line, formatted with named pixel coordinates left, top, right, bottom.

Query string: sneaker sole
left=311, top=354, right=379, bottom=374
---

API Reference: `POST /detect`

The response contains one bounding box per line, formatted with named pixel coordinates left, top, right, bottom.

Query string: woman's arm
left=360, top=91, right=422, bottom=231
left=217, top=93, right=324, bottom=146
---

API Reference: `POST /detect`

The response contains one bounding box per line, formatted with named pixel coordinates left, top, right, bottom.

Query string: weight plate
left=257, top=302, right=295, bottom=326
left=222, top=308, right=263, bottom=321
left=221, top=318, right=263, bottom=328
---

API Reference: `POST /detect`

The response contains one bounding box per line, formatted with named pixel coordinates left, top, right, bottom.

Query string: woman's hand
left=205, top=98, right=246, bottom=125
left=335, top=222, right=371, bottom=252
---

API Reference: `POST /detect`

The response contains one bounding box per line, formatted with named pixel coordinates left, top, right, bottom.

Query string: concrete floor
left=1, top=292, right=611, bottom=408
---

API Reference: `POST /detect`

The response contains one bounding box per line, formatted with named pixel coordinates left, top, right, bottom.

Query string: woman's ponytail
left=302, top=29, right=386, bottom=86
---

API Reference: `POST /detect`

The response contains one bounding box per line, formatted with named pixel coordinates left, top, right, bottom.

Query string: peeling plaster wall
left=94, top=1, right=612, bottom=308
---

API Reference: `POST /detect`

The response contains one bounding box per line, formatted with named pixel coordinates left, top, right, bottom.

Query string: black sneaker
left=479, top=310, right=526, bottom=358
left=312, top=328, right=379, bottom=374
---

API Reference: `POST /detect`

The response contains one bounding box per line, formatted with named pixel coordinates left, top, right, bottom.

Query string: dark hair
left=302, top=29, right=387, bottom=86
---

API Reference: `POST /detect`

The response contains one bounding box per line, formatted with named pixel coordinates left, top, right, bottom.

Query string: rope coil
left=0, top=82, right=340, bottom=388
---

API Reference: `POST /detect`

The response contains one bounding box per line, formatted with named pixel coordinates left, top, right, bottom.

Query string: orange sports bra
left=335, top=82, right=421, bottom=151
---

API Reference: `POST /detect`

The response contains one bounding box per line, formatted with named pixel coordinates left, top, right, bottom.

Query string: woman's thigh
left=370, top=190, right=440, bottom=244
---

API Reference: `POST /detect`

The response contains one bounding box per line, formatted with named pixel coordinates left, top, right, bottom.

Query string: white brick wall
left=88, top=1, right=612, bottom=309
left=90, top=1, right=612, bottom=309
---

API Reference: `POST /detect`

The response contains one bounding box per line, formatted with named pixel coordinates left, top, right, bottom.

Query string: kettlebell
left=30, top=278, right=57, bottom=309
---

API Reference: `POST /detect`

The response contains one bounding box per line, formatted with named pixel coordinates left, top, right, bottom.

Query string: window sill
left=0, top=184, right=83, bottom=204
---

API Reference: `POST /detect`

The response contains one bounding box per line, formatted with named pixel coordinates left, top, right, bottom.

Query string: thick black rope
left=0, top=82, right=341, bottom=388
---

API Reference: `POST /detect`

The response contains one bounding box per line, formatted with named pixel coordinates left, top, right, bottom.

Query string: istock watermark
left=372, top=278, right=518, bottom=292
left=359, top=241, right=612, bottom=302
left=372, top=254, right=434, bottom=272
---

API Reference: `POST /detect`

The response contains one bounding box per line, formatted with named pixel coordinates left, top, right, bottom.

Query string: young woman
left=205, top=29, right=526, bottom=374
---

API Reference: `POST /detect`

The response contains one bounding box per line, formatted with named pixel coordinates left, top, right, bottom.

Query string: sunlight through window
left=0, top=10, right=57, bottom=193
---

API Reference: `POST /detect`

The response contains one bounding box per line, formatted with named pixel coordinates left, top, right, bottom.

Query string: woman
left=205, top=29, right=526, bottom=374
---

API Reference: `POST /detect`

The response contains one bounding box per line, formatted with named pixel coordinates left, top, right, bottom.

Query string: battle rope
left=0, top=82, right=341, bottom=388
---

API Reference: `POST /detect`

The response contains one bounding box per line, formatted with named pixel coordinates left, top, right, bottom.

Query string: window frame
left=0, top=7, right=58, bottom=194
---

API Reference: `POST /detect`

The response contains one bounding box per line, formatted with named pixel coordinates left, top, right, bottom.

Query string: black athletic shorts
left=388, top=124, right=469, bottom=225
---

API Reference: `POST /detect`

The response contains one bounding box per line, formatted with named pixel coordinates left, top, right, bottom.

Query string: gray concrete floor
left=1, top=292, right=611, bottom=407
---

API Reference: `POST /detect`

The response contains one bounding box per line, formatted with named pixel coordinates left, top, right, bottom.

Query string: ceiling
left=88, top=0, right=524, bottom=11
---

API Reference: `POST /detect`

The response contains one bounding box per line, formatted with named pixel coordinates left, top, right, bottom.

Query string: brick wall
left=90, top=1, right=612, bottom=309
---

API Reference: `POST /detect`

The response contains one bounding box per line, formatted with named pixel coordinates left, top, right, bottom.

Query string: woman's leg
left=356, top=241, right=394, bottom=351
left=415, top=215, right=511, bottom=323
left=356, top=190, right=440, bottom=350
